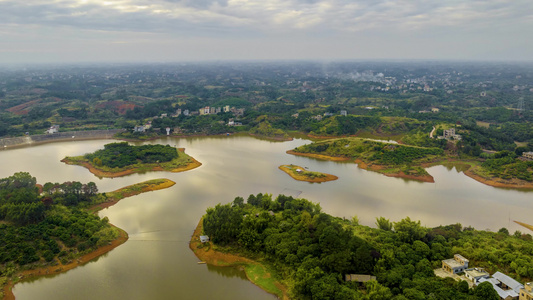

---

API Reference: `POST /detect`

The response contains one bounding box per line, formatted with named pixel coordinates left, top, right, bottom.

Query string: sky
left=1, top=0, right=532, bottom=64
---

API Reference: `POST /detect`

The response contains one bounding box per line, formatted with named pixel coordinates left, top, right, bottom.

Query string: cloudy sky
left=1, top=0, right=532, bottom=64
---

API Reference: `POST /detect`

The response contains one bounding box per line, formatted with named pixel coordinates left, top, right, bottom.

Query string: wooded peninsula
left=0, top=172, right=176, bottom=299
left=192, top=193, right=533, bottom=300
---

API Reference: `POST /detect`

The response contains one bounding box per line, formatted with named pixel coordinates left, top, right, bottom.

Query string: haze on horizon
left=1, top=0, right=532, bottom=65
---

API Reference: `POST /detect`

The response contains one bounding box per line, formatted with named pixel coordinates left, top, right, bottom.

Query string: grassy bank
left=279, top=164, right=338, bottom=183
left=88, top=178, right=176, bottom=212
left=189, top=220, right=288, bottom=300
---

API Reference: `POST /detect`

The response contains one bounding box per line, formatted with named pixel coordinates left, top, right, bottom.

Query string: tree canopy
left=84, top=142, right=179, bottom=168
left=200, top=194, right=533, bottom=299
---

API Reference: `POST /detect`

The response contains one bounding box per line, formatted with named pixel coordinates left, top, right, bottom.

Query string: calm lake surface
left=2, top=136, right=532, bottom=300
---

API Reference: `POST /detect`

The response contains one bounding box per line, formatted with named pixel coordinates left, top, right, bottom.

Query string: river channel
left=1, top=136, right=532, bottom=299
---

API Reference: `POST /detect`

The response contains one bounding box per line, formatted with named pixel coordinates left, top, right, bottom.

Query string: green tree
left=93, top=157, right=102, bottom=167
left=474, top=281, right=499, bottom=300
left=232, top=196, right=244, bottom=207
left=364, top=280, right=393, bottom=300
left=203, top=204, right=243, bottom=245
left=376, top=217, right=392, bottom=231
left=394, top=217, right=427, bottom=243
left=456, top=280, right=469, bottom=294
left=498, top=227, right=509, bottom=235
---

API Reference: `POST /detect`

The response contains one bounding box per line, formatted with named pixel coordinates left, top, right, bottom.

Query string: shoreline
left=2, top=179, right=176, bottom=300
left=247, top=133, right=293, bottom=142
left=189, top=220, right=289, bottom=300
left=61, top=149, right=201, bottom=178
left=3, top=226, right=128, bottom=300
left=1, top=135, right=119, bottom=151
left=0, top=129, right=124, bottom=150
left=119, top=132, right=293, bottom=142
left=464, top=168, right=533, bottom=189
left=285, top=150, right=351, bottom=161
left=279, top=164, right=338, bottom=183
left=355, top=159, right=435, bottom=183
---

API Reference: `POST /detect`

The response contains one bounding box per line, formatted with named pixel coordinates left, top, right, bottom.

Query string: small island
left=61, top=142, right=201, bottom=178
left=279, top=164, right=338, bottom=183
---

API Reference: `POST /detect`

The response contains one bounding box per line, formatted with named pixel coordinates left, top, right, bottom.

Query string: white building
left=522, top=152, right=533, bottom=160
left=46, top=125, right=59, bottom=134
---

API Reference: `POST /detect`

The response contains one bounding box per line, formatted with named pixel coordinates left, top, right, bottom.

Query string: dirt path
left=430, top=126, right=436, bottom=138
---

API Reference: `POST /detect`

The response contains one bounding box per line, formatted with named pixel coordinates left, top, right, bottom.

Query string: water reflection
left=206, top=264, right=248, bottom=279
left=2, top=136, right=532, bottom=300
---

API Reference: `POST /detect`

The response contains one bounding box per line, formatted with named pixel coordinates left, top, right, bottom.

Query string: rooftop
left=454, top=254, right=469, bottom=262
left=479, top=278, right=519, bottom=299
left=443, top=258, right=466, bottom=269
left=492, top=271, right=523, bottom=293
left=465, top=268, right=489, bottom=278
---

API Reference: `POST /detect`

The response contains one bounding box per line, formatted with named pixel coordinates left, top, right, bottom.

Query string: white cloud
left=1, top=0, right=532, bottom=34
left=0, top=0, right=532, bottom=62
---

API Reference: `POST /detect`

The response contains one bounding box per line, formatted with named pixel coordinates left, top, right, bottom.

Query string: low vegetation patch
left=105, top=179, right=175, bottom=202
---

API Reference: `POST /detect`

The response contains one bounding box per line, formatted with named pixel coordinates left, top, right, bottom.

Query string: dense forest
left=201, top=194, right=533, bottom=299
left=0, top=172, right=118, bottom=276
left=84, top=142, right=179, bottom=168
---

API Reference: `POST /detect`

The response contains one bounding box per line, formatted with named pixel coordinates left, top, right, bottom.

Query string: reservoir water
left=1, top=136, right=532, bottom=299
